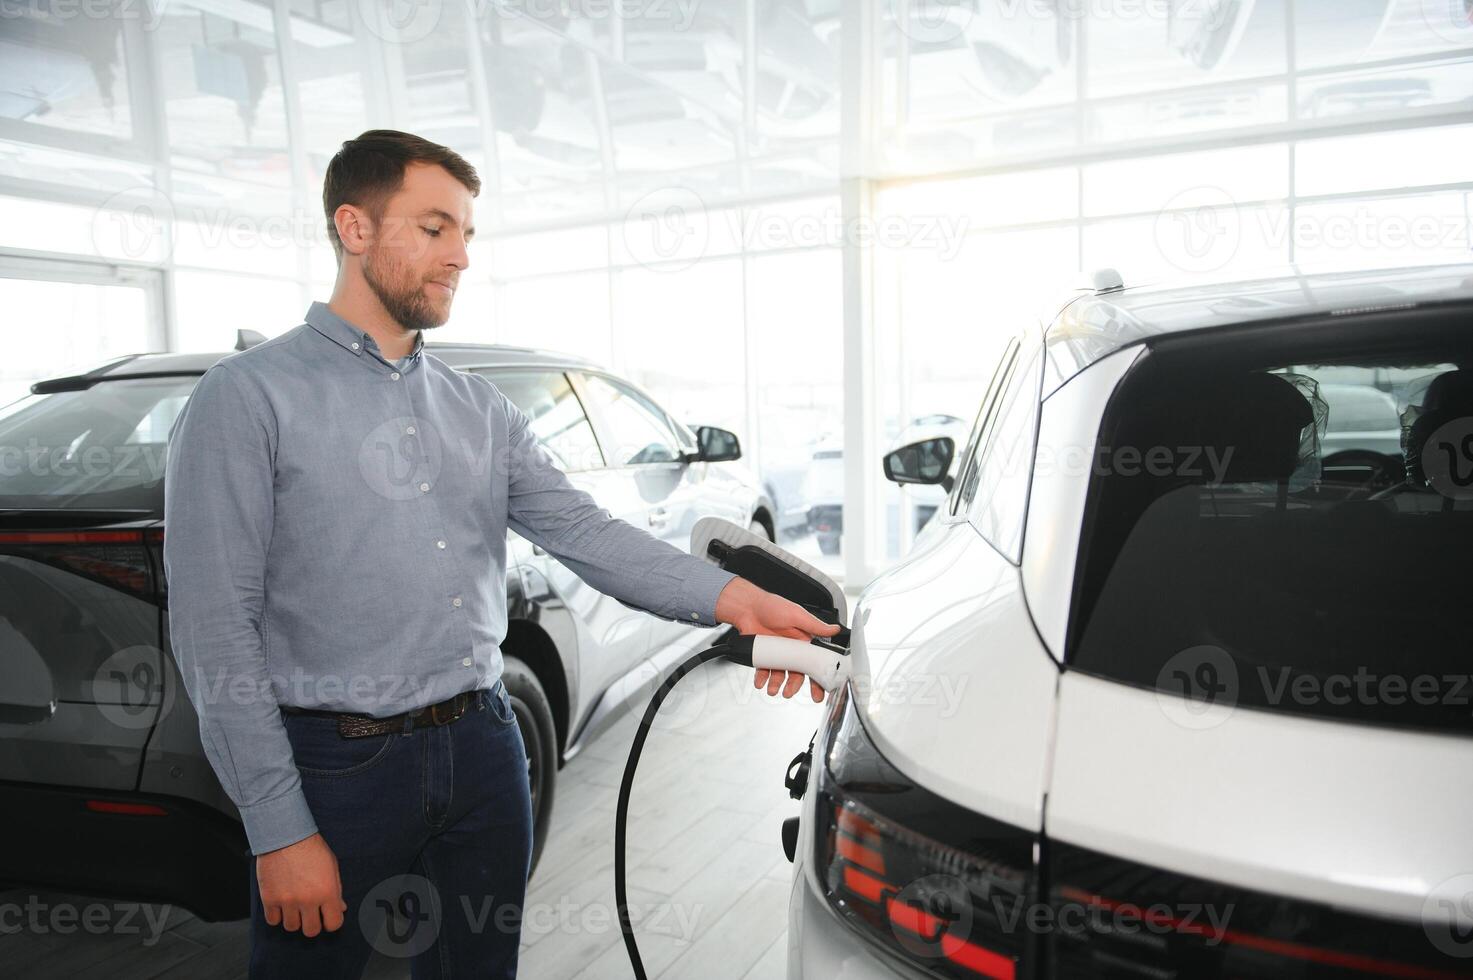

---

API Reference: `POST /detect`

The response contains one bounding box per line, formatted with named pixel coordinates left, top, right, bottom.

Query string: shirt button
left=452, top=597, right=463, bottom=608
left=350, top=342, right=360, bottom=350
left=690, top=612, right=699, bottom=620
left=406, top=425, right=416, bottom=435
left=419, top=482, right=430, bottom=492
left=436, top=540, right=447, bottom=549
left=462, top=657, right=473, bottom=667
left=390, top=372, right=401, bottom=381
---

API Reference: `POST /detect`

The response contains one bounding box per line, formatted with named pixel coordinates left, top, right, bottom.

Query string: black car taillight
left=812, top=684, right=1037, bottom=980
left=0, top=528, right=156, bottom=600
left=1046, top=841, right=1472, bottom=979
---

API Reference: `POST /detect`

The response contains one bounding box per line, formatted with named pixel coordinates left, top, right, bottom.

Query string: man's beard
left=362, top=244, right=449, bottom=333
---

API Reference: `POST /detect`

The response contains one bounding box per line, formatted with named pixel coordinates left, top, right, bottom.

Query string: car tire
left=817, top=533, right=840, bottom=556
left=748, top=516, right=773, bottom=542
left=500, top=656, right=557, bottom=877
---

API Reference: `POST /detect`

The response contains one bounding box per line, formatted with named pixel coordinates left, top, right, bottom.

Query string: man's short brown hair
left=322, top=130, right=481, bottom=261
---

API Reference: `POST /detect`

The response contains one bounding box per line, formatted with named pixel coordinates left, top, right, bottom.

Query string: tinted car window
left=1070, top=340, right=1473, bottom=735
left=480, top=370, right=603, bottom=472
left=0, top=377, right=198, bottom=511
left=579, top=374, right=683, bottom=466
left=968, top=345, right=1041, bottom=562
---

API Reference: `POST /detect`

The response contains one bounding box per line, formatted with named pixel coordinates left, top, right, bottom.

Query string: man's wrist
left=715, top=575, right=760, bottom=626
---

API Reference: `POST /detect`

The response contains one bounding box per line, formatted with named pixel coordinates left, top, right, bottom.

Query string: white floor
left=0, top=661, right=836, bottom=980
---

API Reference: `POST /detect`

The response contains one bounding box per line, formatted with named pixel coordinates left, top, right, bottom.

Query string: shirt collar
left=305, top=301, right=424, bottom=363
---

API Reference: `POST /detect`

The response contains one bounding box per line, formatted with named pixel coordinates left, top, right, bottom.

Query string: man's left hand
left=714, top=577, right=842, bottom=702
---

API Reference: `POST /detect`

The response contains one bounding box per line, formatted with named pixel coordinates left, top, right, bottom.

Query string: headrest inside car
left=1116, top=370, right=1314, bottom=485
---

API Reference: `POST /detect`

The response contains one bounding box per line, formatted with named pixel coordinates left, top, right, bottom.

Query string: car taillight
left=1046, top=841, right=1472, bottom=979
left=0, top=529, right=156, bottom=600
left=812, top=684, right=1037, bottom=980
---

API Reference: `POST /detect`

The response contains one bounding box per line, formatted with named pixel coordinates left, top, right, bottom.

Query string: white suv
left=780, top=264, right=1473, bottom=979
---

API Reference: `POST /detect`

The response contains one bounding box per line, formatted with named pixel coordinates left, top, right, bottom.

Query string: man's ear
left=334, top=203, right=372, bottom=257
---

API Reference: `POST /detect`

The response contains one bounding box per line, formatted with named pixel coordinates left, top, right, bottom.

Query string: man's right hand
left=256, top=832, right=347, bottom=937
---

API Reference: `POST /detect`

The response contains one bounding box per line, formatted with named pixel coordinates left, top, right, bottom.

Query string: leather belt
left=281, top=689, right=478, bottom=739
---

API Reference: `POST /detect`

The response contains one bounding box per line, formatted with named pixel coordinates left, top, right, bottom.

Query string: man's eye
left=423, top=227, right=441, bottom=237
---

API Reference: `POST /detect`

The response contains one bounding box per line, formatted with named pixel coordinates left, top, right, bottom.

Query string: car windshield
left=0, top=377, right=198, bottom=512
left=1069, top=326, right=1473, bottom=735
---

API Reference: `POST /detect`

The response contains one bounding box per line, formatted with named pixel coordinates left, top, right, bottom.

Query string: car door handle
left=648, top=507, right=669, bottom=528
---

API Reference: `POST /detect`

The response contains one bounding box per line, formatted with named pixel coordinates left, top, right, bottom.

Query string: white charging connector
left=748, top=634, right=851, bottom=692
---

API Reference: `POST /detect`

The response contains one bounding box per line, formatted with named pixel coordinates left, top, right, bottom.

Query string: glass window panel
left=1086, top=1, right=1286, bottom=99
left=1292, top=191, right=1472, bottom=268
left=0, top=190, right=167, bottom=263
left=749, top=248, right=843, bottom=569
left=481, top=369, right=603, bottom=472
left=0, top=140, right=153, bottom=199
left=579, top=372, right=682, bottom=466
left=287, top=4, right=368, bottom=184
left=1296, top=124, right=1473, bottom=197
left=0, top=3, right=135, bottom=140
left=0, top=276, right=151, bottom=406
left=1088, top=80, right=1289, bottom=145
left=880, top=169, right=1076, bottom=232
left=1366, top=0, right=1473, bottom=58
left=1082, top=203, right=1292, bottom=283
left=495, top=270, right=613, bottom=366
left=173, top=270, right=302, bottom=353
left=1083, top=143, right=1288, bottom=219
left=1296, top=58, right=1473, bottom=123
left=155, top=0, right=291, bottom=185
left=611, top=259, right=744, bottom=439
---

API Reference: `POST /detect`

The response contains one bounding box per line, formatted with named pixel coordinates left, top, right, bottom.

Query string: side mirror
left=883, top=437, right=955, bottom=493
left=693, top=425, right=742, bottom=463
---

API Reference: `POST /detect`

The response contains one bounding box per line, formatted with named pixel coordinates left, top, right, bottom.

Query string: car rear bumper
left=0, top=780, right=250, bottom=921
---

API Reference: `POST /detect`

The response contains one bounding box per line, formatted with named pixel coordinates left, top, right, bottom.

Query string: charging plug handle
left=720, top=634, right=851, bottom=692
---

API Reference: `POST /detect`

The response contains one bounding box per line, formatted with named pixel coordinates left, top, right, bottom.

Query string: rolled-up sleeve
left=495, top=385, right=737, bottom=626
left=163, top=363, right=318, bottom=856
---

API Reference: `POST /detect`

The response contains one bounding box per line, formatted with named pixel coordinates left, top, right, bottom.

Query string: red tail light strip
left=0, top=530, right=145, bottom=544
left=1059, top=886, right=1464, bottom=980
left=840, top=859, right=1016, bottom=980
left=837, top=833, right=887, bottom=875
left=85, top=800, right=168, bottom=816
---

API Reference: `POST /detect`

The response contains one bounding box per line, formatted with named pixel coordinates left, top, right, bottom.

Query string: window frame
left=940, top=337, right=1021, bottom=525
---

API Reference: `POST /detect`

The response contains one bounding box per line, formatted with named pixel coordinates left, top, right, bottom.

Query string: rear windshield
left=0, top=377, right=199, bottom=512
left=1070, top=331, right=1473, bottom=735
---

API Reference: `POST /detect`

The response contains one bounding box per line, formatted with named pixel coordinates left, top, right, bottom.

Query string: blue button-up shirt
left=163, top=302, right=737, bottom=855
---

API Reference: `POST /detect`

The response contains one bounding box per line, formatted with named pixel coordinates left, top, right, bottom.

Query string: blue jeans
left=248, top=680, right=533, bottom=979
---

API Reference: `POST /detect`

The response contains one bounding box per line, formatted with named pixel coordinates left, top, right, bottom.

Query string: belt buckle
left=429, top=696, right=464, bottom=726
